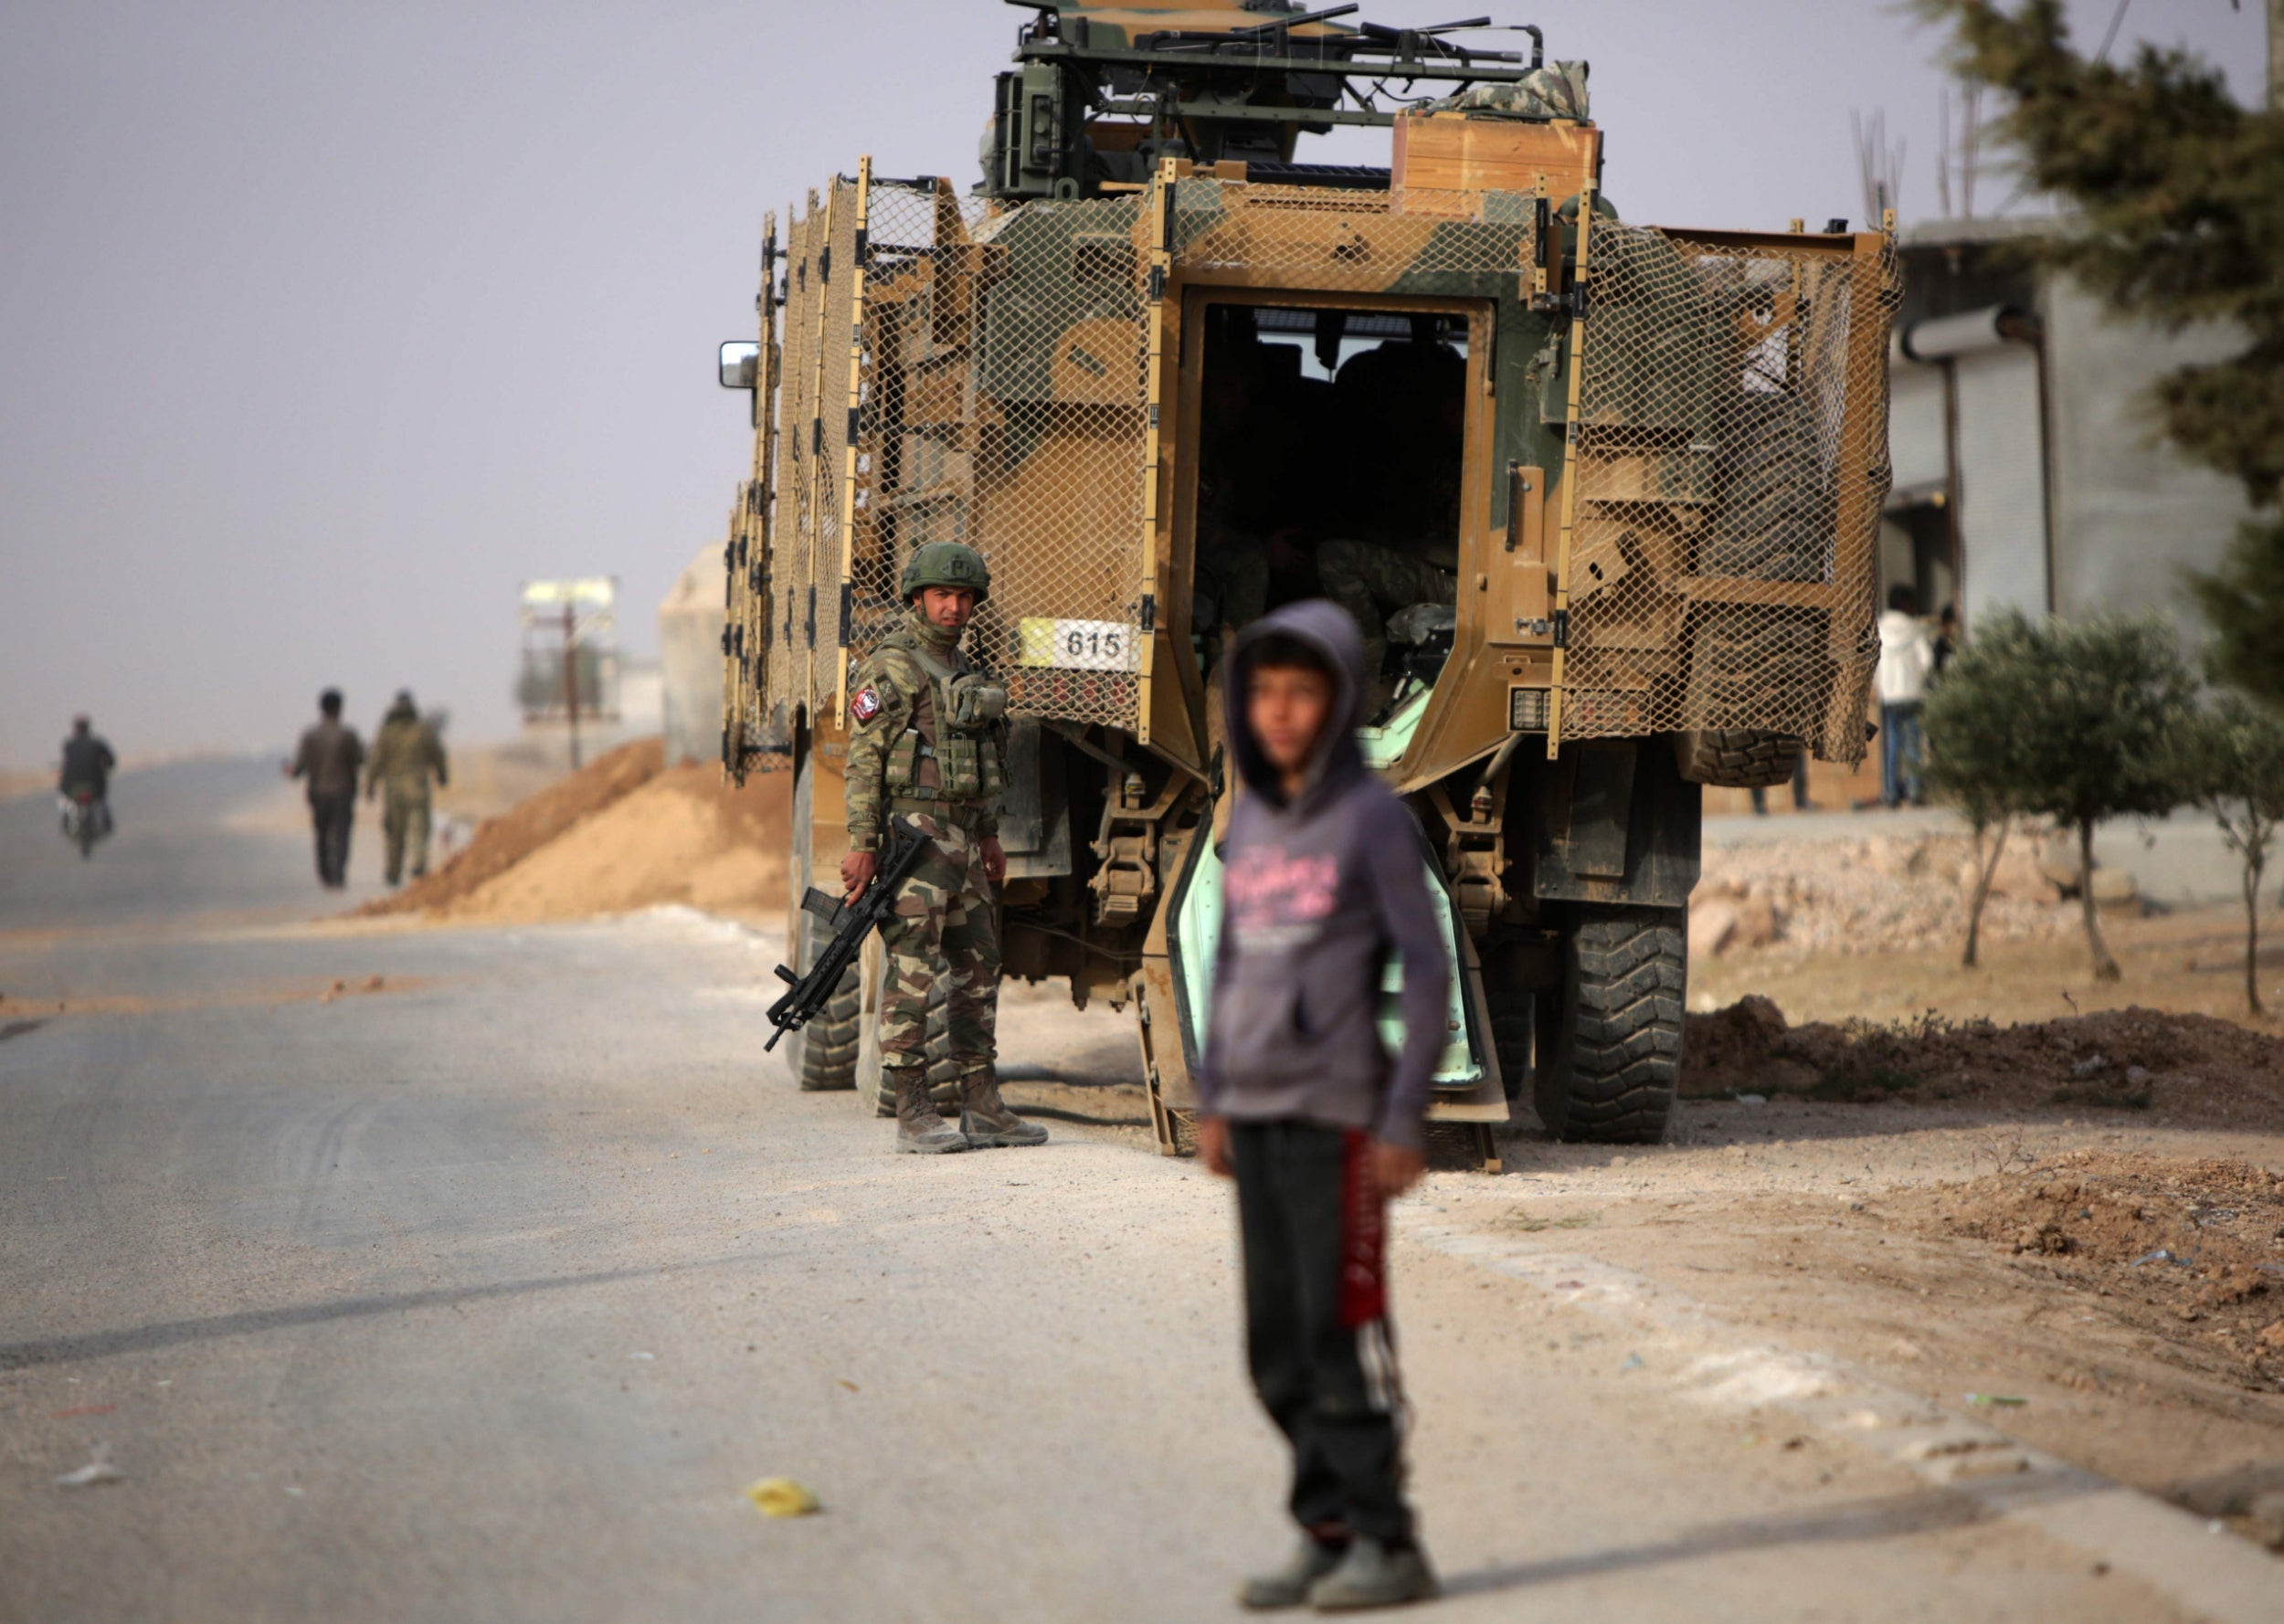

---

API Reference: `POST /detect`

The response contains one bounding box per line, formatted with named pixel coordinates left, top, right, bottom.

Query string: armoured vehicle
left=717, top=0, right=1898, bottom=1162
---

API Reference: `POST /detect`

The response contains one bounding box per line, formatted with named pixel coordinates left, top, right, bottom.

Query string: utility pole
left=559, top=603, right=580, bottom=776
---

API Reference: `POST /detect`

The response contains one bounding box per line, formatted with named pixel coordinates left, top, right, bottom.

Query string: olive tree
left=1922, top=612, right=2194, bottom=981
left=2169, top=691, right=2284, bottom=1016
left=1921, top=616, right=2039, bottom=967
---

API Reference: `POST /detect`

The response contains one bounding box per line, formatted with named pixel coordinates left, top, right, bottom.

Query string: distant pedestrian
left=58, top=715, right=117, bottom=837
left=1196, top=600, right=1447, bottom=1612
left=289, top=689, right=365, bottom=889
left=1750, top=753, right=1814, bottom=817
left=366, top=691, right=449, bottom=887
left=1932, top=602, right=1960, bottom=679
left=1876, top=585, right=1935, bottom=808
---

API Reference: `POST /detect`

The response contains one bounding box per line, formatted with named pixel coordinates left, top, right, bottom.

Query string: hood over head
left=1225, top=599, right=1369, bottom=815
left=386, top=694, right=418, bottom=722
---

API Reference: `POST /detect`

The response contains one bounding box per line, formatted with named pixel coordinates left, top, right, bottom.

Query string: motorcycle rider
left=58, top=716, right=117, bottom=837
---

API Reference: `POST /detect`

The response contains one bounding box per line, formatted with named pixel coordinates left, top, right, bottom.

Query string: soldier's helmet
left=900, top=542, right=991, bottom=605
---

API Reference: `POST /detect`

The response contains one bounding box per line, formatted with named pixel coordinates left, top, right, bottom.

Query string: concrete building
left=658, top=543, right=727, bottom=767
left=1885, top=218, right=2251, bottom=640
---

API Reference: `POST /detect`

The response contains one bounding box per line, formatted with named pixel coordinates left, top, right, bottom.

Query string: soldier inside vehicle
left=1190, top=302, right=1468, bottom=717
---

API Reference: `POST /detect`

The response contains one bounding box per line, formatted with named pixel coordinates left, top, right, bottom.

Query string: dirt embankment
left=358, top=740, right=792, bottom=925
left=1892, top=1151, right=2284, bottom=1386
left=1685, top=995, right=2284, bottom=1128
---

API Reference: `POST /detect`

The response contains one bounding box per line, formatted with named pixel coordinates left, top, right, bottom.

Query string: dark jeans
left=1880, top=701, right=1924, bottom=807
left=1232, top=1119, right=1414, bottom=1547
left=310, top=792, right=354, bottom=888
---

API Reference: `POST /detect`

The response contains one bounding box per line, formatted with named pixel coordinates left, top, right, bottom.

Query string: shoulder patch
left=851, top=688, right=883, bottom=723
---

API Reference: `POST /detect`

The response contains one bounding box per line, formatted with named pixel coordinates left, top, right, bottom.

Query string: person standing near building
left=366, top=691, right=449, bottom=887
left=288, top=689, right=365, bottom=889
left=1876, top=585, right=1936, bottom=808
left=839, top=543, right=1044, bottom=1155
left=1196, top=601, right=1449, bottom=1611
left=58, top=716, right=118, bottom=837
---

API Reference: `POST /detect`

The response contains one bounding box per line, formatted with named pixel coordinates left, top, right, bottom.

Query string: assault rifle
left=764, top=815, right=926, bottom=1051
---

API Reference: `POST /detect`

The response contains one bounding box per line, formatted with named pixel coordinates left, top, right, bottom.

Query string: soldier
left=1315, top=537, right=1456, bottom=715
left=287, top=689, right=365, bottom=889
left=366, top=691, right=449, bottom=887
left=839, top=542, right=1046, bottom=1155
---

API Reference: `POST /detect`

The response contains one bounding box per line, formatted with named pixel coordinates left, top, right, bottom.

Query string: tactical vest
left=878, top=631, right=1007, bottom=805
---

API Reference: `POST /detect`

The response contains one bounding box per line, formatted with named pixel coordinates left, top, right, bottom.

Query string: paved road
left=0, top=757, right=388, bottom=931
left=1706, top=803, right=2246, bottom=908
left=0, top=775, right=2260, bottom=1622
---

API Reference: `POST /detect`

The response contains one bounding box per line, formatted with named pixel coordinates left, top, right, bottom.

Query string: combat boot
left=891, top=1067, right=967, bottom=1155
left=957, top=1065, right=1048, bottom=1148
left=1306, top=1538, right=1438, bottom=1611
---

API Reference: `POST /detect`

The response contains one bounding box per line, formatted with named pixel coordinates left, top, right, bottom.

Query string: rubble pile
left=1890, top=1152, right=2284, bottom=1387
left=1690, top=827, right=2104, bottom=959
left=1683, top=997, right=2284, bottom=1125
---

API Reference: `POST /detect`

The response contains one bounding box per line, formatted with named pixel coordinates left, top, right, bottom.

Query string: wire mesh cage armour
left=1558, top=223, right=1900, bottom=764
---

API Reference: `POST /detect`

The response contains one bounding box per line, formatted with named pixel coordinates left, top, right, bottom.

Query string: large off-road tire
left=1535, top=904, right=1687, bottom=1144
left=862, top=970, right=960, bottom=1118
left=785, top=754, right=861, bottom=1092
left=1674, top=728, right=1803, bottom=789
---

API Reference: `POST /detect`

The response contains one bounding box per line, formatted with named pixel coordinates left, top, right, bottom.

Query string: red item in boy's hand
left=1338, top=1129, right=1387, bottom=1327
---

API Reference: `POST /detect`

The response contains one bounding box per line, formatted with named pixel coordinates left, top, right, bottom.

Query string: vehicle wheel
left=1674, top=728, right=1803, bottom=789
left=786, top=753, right=861, bottom=1091
left=1707, top=392, right=1831, bottom=582
left=1536, top=904, right=1686, bottom=1144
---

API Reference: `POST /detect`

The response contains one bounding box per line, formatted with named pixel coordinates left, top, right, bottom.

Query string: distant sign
left=521, top=577, right=618, bottom=610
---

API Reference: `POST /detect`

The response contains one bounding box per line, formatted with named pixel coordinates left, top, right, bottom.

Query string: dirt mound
left=1887, top=1151, right=2284, bottom=1387
left=359, top=739, right=664, bottom=917
left=434, top=765, right=789, bottom=923
left=1683, top=997, right=2284, bottom=1124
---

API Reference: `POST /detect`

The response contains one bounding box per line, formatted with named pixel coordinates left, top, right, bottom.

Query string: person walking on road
left=1195, top=600, right=1449, bottom=1612
left=58, top=716, right=118, bottom=837
left=366, top=691, right=449, bottom=887
left=839, top=542, right=1043, bottom=1155
left=289, top=689, right=365, bottom=889
left=1876, top=584, right=1935, bottom=809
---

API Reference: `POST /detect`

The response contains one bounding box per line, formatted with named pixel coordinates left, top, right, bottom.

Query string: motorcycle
left=59, top=788, right=110, bottom=859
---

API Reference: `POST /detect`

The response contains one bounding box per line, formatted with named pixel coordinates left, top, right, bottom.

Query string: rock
left=2090, top=868, right=2143, bottom=915
left=2249, top=1490, right=2284, bottom=1552
left=1863, top=835, right=1926, bottom=879
left=2037, top=832, right=2085, bottom=895
left=1689, top=902, right=1739, bottom=958
left=1733, top=895, right=1782, bottom=949
left=2258, top=1319, right=2284, bottom=1353
left=1972, top=845, right=2065, bottom=905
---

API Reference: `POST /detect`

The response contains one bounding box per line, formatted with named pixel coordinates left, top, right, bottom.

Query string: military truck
left=716, top=0, right=1898, bottom=1163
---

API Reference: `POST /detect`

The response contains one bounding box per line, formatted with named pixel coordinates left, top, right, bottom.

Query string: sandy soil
left=434, top=766, right=790, bottom=923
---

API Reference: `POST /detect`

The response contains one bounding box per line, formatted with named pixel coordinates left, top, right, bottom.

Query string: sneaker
left=1308, top=1538, right=1438, bottom=1611
left=1238, top=1537, right=1346, bottom=1610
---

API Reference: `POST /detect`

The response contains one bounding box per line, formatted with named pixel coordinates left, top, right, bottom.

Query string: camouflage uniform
left=366, top=696, right=449, bottom=886
left=846, top=595, right=1044, bottom=1151
left=1316, top=538, right=1457, bottom=712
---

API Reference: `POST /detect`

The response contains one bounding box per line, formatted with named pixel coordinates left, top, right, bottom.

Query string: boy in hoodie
left=1196, top=600, right=1450, bottom=1612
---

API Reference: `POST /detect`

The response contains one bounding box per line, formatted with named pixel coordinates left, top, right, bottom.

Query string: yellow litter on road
left=745, top=1477, right=820, bottom=1518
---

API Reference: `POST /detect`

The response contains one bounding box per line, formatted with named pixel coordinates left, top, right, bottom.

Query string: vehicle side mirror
left=719, top=341, right=760, bottom=390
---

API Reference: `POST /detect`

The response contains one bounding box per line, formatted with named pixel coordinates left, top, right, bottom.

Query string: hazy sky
left=0, top=1, right=2264, bottom=766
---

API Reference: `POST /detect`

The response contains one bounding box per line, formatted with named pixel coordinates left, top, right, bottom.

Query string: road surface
left=0, top=764, right=2271, bottom=1622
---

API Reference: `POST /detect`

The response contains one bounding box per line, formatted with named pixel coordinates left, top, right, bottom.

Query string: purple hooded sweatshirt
left=1196, top=600, right=1453, bottom=1151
